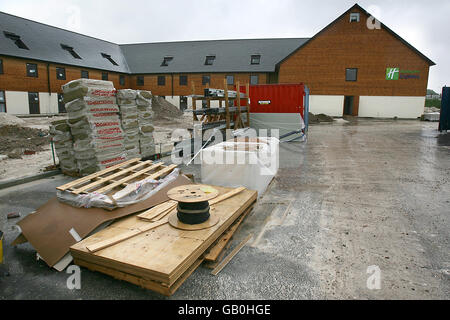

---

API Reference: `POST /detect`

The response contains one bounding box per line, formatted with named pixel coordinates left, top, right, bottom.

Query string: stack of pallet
left=116, top=89, right=141, bottom=160
left=49, top=119, right=78, bottom=176
left=63, top=79, right=126, bottom=176
left=136, top=91, right=156, bottom=157
left=70, top=184, right=257, bottom=295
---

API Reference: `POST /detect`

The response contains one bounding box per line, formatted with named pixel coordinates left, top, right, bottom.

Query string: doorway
left=28, top=92, right=40, bottom=114
left=343, top=96, right=354, bottom=116
left=58, top=93, right=66, bottom=113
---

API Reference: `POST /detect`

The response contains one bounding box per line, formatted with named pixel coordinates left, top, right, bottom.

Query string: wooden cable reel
left=167, top=185, right=220, bottom=231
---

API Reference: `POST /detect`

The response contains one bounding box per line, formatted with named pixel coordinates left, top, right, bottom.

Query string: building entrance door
left=28, top=92, right=40, bottom=114
left=343, top=96, right=354, bottom=116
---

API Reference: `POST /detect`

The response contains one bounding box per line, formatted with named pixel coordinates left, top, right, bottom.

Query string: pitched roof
left=0, top=3, right=435, bottom=76
left=0, top=11, right=130, bottom=73
left=277, top=3, right=436, bottom=67
left=120, top=38, right=309, bottom=74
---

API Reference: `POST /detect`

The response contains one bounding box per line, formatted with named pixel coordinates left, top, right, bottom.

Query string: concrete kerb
left=0, top=170, right=62, bottom=190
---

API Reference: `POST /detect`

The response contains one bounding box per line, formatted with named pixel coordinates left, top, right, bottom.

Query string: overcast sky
left=0, top=0, right=448, bottom=92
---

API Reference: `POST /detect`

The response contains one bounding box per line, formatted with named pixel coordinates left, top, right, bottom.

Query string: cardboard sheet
left=15, top=175, right=192, bottom=267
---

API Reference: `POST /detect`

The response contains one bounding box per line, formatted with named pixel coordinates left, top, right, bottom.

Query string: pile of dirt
left=0, top=113, right=26, bottom=126
left=152, top=96, right=183, bottom=120
left=308, top=112, right=334, bottom=123
left=0, top=125, right=50, bottom=158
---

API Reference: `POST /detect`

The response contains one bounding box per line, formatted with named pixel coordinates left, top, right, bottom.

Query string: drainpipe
left=47, top=63, right=51, bottom=94
left=171, top=74, right=174, bottom=98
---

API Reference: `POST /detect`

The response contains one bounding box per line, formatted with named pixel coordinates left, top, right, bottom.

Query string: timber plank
left=74, top=257, right=204, bottom=296
left=57, top=158, right=141, bottom=191
left=72, top=160, right=153, bottom=194
left=203, top=203, right=254, bottom=262
left=95, top=163, right=164, bottom=194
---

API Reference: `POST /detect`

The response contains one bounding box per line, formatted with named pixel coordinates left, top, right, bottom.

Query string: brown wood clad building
left=0, top=4, right=434, bottom=117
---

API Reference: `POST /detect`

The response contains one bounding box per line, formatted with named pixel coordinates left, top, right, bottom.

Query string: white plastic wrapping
left=57, top=168, right=180, bottom=209
left=117, top=89, right=138, bottom=100
left=201, top=137, right=279, bottom=197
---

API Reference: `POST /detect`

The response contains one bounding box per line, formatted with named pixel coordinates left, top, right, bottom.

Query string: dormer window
left=161, top=56, right=173, bottom=66
left=204, top=55, right=216, bottom=65
left=3, top=31, right=29, bottom=50
left=350, top=13, right=360, bottom=22
left=61, top=44, right=81, bottom=59
left=101, top=53, right=118, bottom=66
left=251, top=54, right=261, bottom=65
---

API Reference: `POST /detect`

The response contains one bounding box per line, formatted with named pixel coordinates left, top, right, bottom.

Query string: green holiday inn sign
left=386, top=68, right=420, bottom=80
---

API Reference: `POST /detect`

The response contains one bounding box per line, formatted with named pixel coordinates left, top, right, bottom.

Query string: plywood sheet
left=70, top=186, right=257, bottom=286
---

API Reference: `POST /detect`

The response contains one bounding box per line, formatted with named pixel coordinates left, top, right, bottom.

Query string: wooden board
left=167, top=184, right=219, bottom=203
left=203, top=203, right=254, bottom=262
left=57, top=159, right=176, bottom=197
left=137, top=200, right=177, bottom=221
left=70, top=186, right=257, bottom=287
left=74, top=257, right=204, bottom=296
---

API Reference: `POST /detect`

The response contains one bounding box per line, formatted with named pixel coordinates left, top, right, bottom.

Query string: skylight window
left=251, top=54, right=261, bottom=65
left=101, top=53, right=118, bottom=66
left=161, top=56, right=173, bottom=67
left=3, top=31, right=29, bottom=50
left=61, top=44, right=81, bottom=59
left=204, top=55, right=216, bottom=66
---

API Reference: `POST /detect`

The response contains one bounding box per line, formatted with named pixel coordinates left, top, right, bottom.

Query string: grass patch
left=425, top=99, right=441, bottom=108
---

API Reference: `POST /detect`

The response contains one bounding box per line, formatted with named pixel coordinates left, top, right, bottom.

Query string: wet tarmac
left=0, top=119, right=448, bottom=299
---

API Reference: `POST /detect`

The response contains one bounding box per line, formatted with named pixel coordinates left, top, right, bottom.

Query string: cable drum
left=176, top=200, right=210, bottom=225
left=167, top=184, right=220, bottom=230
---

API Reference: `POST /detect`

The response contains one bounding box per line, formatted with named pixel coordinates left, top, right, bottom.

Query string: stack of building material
left=62, top=79, right=126, bottom=176
left=136, top=90, right=156, bottom=157
left=116, top=89, right=141, bottom=160
left=49, top=119, right=78, bottom=176
left=70, top=184, right=257, bottom=296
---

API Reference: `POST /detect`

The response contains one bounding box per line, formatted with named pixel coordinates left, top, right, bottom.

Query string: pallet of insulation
left=70, top=185, right=257, bottom=296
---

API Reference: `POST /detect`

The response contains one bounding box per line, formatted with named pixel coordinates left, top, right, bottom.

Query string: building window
left=179, top=75, right=187, bottom=86
left=101, top=53, right=118, bottom=66
left=161, top=56, right=173, bottom=67
left=250, top=75, right=259, bottom=85
left=4, top=31, right=29, bottom=50
left=251, top=55, right=261, bottom=65
left=226, top=75, right=234, bottom=85
left=0, top=90, right=6, bottom=112
left=204, top=55, right=216, bottom=66
left=81, top=70, right=89, bottom=78
left=202, top=75, right=210, bottom=85
left=61, top=44, right=81, bottom=59
left=56, top=67, right=66, bottom=80
left=26, top=63, right=38, bottom=77
left=119, top=75, right=125, bottom=86
left=137, top=76, right=145, bottom=86
left=350, top=13, right=360, bottom=22
left=102, top=72, right=108, bottom=81
left=0, top=59, right=3, bottom=74
left=346, top=68, right=358, bottom=81
left=157, top=75, right=165, bottom=86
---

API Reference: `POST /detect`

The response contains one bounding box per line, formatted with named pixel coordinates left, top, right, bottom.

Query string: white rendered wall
left=359, top=96, right=425, bottom=119
left=309, top=95, right=344, bottom=117
left=39, top=93, right=58, bottom=114
left=5, top=91, right=29, bottom=115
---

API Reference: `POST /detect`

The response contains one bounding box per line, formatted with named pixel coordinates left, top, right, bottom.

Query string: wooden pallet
left=56, top=158, right=177, bottom=203
left=70, top=185, right=257, bottom=295
left=202, top=203, right=254, bottom=269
